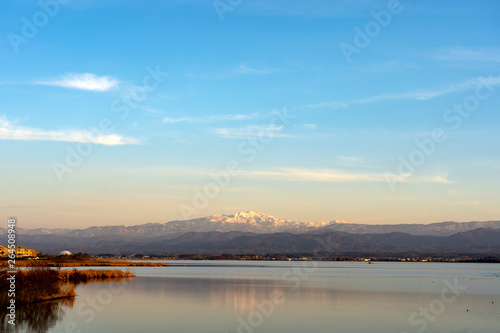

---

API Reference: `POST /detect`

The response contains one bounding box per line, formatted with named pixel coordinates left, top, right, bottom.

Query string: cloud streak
left=163, top=112, right=260, bottom=124
left=189, top=63, right=291, bottom=80
left=212, top=124, right=290, bottom=139
left=234, top=63, right=272, bottom=75
left=308, top=75, right=500, bottom=109
left=242, top=168, right=451, bottom=184
left=435, top=47, right=500, bottom=63
left=34, top=73, right=119, bottom=91
left=0, top=117, right=139, bottom=145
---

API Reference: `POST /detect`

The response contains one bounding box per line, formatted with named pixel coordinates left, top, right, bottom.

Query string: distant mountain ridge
left=3, top=211, right=499, bottom=255
left=13, top=228, right=500, bottom=256
left=319, top=220, right=500, bottom=236
left=4, top=211, right=499, bottom=238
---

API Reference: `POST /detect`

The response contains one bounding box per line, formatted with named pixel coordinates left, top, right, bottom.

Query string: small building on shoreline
left=0, top=245, right=38, bottom=258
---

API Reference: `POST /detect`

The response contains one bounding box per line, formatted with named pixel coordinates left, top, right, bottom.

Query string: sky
left=1, top=0, right=499, bottom=229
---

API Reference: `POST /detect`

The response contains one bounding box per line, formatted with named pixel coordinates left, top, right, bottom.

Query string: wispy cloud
left=0, top=116, right=139, bottom=145
left=245, top=168, right=383, bottom=182
left=211, top=124, right=290, bottom=139
left=337, top=155, right=362, bottom=163
left=225, top=0, right=382, bottom=18
left=241, top=168, right=452, bottom=184
left=354, top=61, right=420, bottom=73
left=234, top=63, right=272, bottom=75
left=387, top=172, right=452, bottom=185
left=419, top=173, right=453, bottom=184
left=435, top=47, right=500, bottom=63
left=34, top=73, right=119, bottom=91
left=163, top=112, right=260, bottom=124
left=308, top=75, right=500, bottom=109
left=188, top=62, right=292, bottom=80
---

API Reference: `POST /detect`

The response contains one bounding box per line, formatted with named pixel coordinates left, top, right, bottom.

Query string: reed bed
left=59, top=269, right=135, bottom=282
left=1, top=263, right=134, bottom=306
left=0, top=268, right=75, bottom=306
left=14, top=260, right=167, bottom=267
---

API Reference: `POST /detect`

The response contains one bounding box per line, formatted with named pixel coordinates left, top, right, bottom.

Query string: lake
left=5, top=261, right=500, bottom=333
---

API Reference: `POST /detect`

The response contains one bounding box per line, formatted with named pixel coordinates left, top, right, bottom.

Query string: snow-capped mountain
left=6, top=212, right=500, bottom=255
left=5, top=212, right=499, bottom=240
left=61, top=211, right=337, bottom=238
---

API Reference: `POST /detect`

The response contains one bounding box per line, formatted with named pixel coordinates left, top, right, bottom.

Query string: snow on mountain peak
left=195, top=212, right=347, bottom=232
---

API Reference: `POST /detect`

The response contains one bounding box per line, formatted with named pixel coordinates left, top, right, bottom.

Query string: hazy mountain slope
left=134, top=228, right=500, bottom=254
left=6, top=212, right=499, bottom=239
left=61, top=211, right=336, bottom=239
left=14, top=228, right=500, bottom=256
left=318, top=220, right=500, bottom=236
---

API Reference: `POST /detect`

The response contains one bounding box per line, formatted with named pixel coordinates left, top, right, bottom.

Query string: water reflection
left=128, top=276, right=341, bottom=313
left=66, top=274, right=500, bottom=333
left=3, top=263, right=500, bottom=333
left=1, top=277, right=133, bottom=333
left=0, top=297, right=74, bottom=333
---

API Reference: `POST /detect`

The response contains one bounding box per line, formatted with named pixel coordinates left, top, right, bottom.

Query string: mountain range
left=3, top=211, right=500, bottom=256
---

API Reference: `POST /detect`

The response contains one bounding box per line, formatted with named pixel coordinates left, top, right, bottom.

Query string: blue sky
left=1, top=0, right=500, bottom=228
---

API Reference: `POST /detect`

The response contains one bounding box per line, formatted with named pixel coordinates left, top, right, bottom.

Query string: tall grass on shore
left=1, top=262, right=135, bottom=307
left=59, top=269, right=135, bottom=283
left=0, top=263, right=75, bottom=306
left=13, top=259, right=167, bottom=267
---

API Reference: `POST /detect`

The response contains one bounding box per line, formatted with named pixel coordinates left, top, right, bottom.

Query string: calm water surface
left=8, top=262, right=500, bottom=332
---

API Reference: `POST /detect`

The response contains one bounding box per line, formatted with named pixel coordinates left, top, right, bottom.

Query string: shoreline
left=8, top=257, right=499, bottom=268
left=0, top=268, right=134, bottom=308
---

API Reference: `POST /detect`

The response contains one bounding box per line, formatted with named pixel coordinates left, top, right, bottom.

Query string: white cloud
left=241, top=168, right=452, bottom=184
left=303, top=123, right=317, bottom=129
left=224, top=0, right=382, bottom=18
left=187, top=62, right=294, bottom=80
left=212, top=124, right=290, bottom=139
left=163, top=112, right=260, bottom=124
left=355, top=61, right=420, bottom=73
left=419, top=173, right=453, bottom=184
left=244, top=168, right=384, bottom=182
left=0, top=117, right=139, bottom=145
left=308, top=75, right=500, bottom=109
left=35, top=73, right=119, bottom=91
left=234, top=63, right=272, bottom=75
left=435, top=47, right=500, bottom=63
